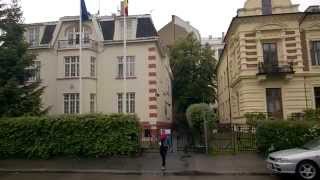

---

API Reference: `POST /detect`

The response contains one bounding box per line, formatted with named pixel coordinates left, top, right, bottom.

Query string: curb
left=0, top=169, right=271, bottom=176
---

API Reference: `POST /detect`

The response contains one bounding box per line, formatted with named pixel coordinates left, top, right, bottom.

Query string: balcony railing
left=58, top=39, right=98, bottom=50
left=257, top=62, right=295, bottom=75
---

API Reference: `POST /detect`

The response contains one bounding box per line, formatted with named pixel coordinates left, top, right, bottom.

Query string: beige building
left=217, top=0, right=320, bottom=124
left=158, top=15, right=201, bottom=48
left=25, top=14, right=173, bottom=137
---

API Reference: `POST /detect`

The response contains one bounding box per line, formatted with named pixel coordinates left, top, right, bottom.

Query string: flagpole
left=79, top=7, right=83, bottom=114
left=123, top=1, right=127, bottom=114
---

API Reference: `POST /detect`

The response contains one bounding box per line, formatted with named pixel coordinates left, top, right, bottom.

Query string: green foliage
left=0, top=0, right=45, bottom=117
left=245, top=112, right=269, bottom=127
left=186, top=103, right=217, bottom=144
left=170, top=34, right=217, bottom=113
left=303, top=109, right=320, bottom=122
left=0, top=114, right=141, bottom=159
left=256, top=120, right=320, bottom=155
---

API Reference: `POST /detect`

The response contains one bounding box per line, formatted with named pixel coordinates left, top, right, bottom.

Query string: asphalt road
left=0, top=173, right=289, bottom=180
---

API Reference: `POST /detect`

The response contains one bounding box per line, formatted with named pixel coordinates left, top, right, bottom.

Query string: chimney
left=222, top=32, right=225, bottom=40
left=209, top=35, right=213, bottom=40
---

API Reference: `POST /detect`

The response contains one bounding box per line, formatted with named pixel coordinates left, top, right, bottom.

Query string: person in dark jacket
left=160, top=134, right=168, bottom=170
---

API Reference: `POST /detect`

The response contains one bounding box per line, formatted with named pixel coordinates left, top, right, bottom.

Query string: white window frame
left=64, top=93, right=80, bottom=114
left=66, top=26, right=91, bottom=45
left=64, top=56, right=80, bottom=78
left=117, top=93, right=123, bottom=113
left=29, top=26, right=40, bottom=46
left=27, top=61, right=41, bottom=82
left=90, top=57, right=96, bottom=77
left=90, top=93, right=96, bottom=113
left=117, top=92, right=135, bottom=113
left=117, top=56, right=135, bottom=78
left=119, top=20, right=133, bottom=40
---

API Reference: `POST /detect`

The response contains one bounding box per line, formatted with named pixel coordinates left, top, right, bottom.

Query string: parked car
left=267, top=139, right=320, bottom=180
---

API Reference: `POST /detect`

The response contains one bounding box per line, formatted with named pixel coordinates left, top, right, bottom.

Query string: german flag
left=124, top=0, right=128, bottom=16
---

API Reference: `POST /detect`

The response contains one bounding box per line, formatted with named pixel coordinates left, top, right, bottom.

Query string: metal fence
left=211, top=124, right=257, bottom=154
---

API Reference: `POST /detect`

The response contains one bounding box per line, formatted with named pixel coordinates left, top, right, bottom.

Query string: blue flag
left=81, top=0, right=91, bottom=21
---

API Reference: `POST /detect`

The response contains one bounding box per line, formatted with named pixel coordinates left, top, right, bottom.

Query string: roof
left=99, top=20, right=115, bottom=41
left=40, top=25, right=56, bottom=44
left=136, top=17, right=158, bottom=38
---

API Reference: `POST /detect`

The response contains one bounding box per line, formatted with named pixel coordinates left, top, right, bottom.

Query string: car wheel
left=296, top=161, right=318, bottom=180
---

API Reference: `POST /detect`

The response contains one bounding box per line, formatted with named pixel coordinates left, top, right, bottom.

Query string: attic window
left=262, top=0, right=272, bottom=15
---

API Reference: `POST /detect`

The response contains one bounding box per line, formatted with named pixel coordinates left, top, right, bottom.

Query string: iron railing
left=257, top=62, right=295, bottom=75
left=57, top=39, right=98, bottom=50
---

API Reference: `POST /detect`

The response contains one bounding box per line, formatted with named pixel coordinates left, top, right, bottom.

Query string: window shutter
left=311, top=41, right=316, bottom=66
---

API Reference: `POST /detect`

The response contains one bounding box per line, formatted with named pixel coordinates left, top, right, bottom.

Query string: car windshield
left=302, top=139, right=320, bottom=150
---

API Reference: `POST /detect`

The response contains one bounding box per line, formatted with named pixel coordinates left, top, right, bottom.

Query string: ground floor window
left=315, top=87, right=320, bottom=109
left=90, top=93, right=96, bottom=113
left=266, top=88, right=283, bottom=119
left=117, top=92, right=135, bottom=113
left=64, top=93, right=80, bottom=114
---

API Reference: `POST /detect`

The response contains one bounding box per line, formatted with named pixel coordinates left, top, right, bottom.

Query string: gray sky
left=21, top=0, right=319, bottom=38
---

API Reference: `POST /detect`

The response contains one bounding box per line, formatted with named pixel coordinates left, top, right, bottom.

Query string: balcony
left=257, top=62, right=295, bottom=75
left=57, top=39, right=98, bottom=50
left=257, top=62, right=295, bottom=80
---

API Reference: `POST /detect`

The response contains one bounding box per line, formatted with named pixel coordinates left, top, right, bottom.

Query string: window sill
left=115, top=77, right=137, bottom=80
left=57, top=77, right=97, bottom=80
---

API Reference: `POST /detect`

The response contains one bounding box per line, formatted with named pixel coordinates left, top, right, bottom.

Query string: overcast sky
left=21, top=0, right=319, bottom=38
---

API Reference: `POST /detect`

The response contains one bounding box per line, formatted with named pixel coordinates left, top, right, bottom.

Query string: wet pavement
left=0, top=173, right=284, bottom=180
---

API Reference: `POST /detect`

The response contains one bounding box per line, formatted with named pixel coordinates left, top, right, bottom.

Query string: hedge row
left=256, top=120, right=320, bottom=155
left=0, top=114, right=140, bottom=159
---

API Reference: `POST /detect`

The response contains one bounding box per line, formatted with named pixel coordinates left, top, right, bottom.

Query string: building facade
left=158, top=15, right=201, bottom=48
left=217, top=0, right=320, bottom=124
left=202, top=35, right=225, bottom=61
left=25, top=14, right=173, bottom=137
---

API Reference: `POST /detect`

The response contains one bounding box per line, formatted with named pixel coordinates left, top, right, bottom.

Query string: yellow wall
left=218, top=12, right=320, bottom=123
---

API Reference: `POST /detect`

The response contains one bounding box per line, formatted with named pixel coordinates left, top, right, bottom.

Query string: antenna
left=98, top=0, right=101, bottom=15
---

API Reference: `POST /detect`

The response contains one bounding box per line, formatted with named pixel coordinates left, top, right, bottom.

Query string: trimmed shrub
left=304, top=109, right=320, bottom=122
left=244, top=112, right=269, bottom=127
left=0, top=114, right=140, bottom=159
left=186, top=103, right=217, bottom=144
left=256, top=120, right=320, bottom=155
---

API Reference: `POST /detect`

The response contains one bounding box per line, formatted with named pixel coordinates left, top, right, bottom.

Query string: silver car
left=267, top=139, right=320, bottom=180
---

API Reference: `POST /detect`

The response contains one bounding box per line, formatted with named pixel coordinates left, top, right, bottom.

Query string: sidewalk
left=0, top=153, right=270, bottom=176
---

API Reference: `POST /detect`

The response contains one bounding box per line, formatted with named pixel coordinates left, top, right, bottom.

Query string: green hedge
left=304, top=109, right=320, bottom=121
left=256, top=120, right=320, bottom=155
left=0, top=114, right=140, bottom=159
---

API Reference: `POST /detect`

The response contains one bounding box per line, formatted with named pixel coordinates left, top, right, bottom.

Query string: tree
left=170, top=34, right=217, bottom=116
left=0, top=0, right=45, bottom=117
left=186, top=103, right=217, bottom=144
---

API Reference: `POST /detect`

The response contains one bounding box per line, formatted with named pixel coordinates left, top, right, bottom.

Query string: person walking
left=160, top=133, right=168, bottom=170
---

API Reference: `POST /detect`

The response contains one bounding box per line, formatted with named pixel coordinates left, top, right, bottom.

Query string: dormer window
left=262, top=0, right=272, bottom=15
left=118, top=19, right=134, bottom=40
left=65, top=25, right=91, bottom=45
left=29, top=26, right=40, bottom=46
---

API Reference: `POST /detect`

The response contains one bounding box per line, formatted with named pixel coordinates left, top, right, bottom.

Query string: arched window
left=65, top=25, right=92, bottom=45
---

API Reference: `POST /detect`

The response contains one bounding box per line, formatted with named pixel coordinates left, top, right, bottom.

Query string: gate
left=212, top=124, right=257, bottom=154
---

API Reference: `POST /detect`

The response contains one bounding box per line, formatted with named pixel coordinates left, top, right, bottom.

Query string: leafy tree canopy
left=170, top=34, right=217, bottom=114
left=0, top=0, right=45, bottom=117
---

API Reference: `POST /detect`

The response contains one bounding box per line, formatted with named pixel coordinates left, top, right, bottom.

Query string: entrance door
left=266, top=88, right=283, bottom=119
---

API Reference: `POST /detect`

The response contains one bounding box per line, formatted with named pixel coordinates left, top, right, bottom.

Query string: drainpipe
left=299, top=12, right=310, bottom=110
left=226, top=48, right=232, bottom=126
left=304, top=76, right=308, bottom=109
